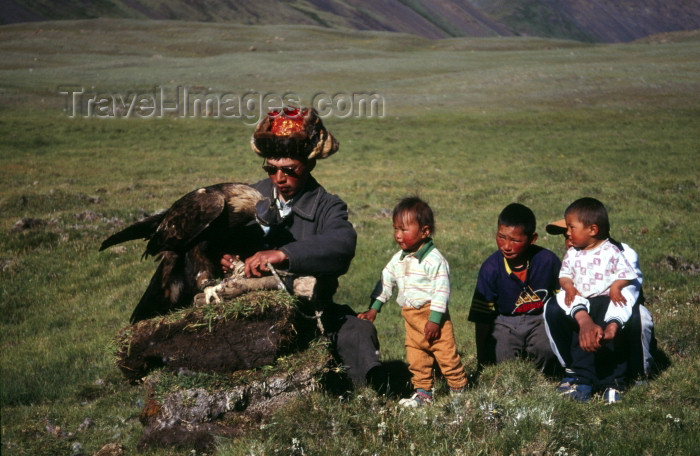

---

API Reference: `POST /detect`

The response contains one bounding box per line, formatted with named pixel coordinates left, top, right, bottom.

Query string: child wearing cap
left=547, top=197, right=638, bottom=402
left=358, top=197, right=467, bottom=407
left=544, top=203, right=656, bottom=403
left=468, top=203, right=561, bottom=374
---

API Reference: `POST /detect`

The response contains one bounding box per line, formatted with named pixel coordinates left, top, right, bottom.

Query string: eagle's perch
left=114, top=290, right=338, bottom=450
left=100, top=183, right=264, bottom=323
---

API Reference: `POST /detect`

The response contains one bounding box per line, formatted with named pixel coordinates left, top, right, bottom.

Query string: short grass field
left=1, top=19, right=699, bottom=455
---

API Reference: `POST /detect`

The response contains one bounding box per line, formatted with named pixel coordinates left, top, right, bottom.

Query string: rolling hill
left=2, top=0, right=700, bottom=43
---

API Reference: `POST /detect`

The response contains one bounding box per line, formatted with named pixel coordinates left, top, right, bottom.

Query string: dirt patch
left=137, top=343, right=333, bottom=450
left=10, top=217, right=53, bottom=232
left=115, top=290, right=338, bottom=450
left=661, top=255, right=700, bottom=275
left=116, top=291, right=313, bottom=382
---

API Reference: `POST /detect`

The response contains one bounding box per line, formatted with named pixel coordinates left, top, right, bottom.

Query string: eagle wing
left=101, top=183, right=264, bottom=323
left=145, top=185, right=228, bottom=256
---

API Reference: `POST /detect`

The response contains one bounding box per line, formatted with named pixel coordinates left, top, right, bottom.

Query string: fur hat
left=251, top=107, right=338, bottom=161
left=545, top=219, right=567, bottom=235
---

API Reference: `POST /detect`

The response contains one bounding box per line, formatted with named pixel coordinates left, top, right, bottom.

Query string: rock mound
left=115, top=290, right=337, bottom=450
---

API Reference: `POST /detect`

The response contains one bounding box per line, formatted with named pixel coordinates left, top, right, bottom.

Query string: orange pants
left=402, top=305, right=467, bottom=391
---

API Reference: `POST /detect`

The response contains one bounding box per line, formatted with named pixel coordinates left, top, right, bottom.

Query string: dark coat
left=254, top=176, right=380, bottom=385
left=252, top=176, right=357, bottom=298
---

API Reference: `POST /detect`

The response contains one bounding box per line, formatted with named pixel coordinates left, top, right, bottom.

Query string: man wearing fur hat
left=220, top=107, right=381, bottom=386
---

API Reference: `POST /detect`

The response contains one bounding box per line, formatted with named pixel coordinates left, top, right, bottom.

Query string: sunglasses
left=262, top=163, right=302, bottom=177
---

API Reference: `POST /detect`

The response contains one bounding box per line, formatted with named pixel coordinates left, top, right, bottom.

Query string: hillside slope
left=474, top=0, right=700, bottom=42
left=2, top=0, right=700, bottom=42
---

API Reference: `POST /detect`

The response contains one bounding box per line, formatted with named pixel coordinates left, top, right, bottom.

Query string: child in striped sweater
left=358, top=196, right=467, bottom=406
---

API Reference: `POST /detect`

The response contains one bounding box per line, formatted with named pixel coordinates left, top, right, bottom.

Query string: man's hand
left=424, top=321, right=441, bottom=343
left=220, top=254, right=239, bottom=274
left=357, top=308, right=378, bottom=322
left=243, top=250, right=289, bottom=277
left=574, top=311, right=603, bottom=352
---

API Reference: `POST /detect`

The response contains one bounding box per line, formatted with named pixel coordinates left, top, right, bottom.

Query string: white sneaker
left=603, top=388, right=622, bottom=404
left=399, top=391, right=432, bottom=408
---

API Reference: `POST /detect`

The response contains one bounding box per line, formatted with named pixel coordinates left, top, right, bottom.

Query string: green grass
left=1, top=20, right=699, bottom=455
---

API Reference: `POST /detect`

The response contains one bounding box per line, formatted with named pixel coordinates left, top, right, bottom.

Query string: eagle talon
left=203, top=283, right=224, bottom=304
left=198, top=277, right=218, bottom=291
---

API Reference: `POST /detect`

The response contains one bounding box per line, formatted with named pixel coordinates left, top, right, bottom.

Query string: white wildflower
left=377, top=421, right=387, bottom=438
left=291, top=437, right=305, bottom=455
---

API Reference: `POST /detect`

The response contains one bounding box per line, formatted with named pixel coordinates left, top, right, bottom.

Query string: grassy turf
left=1, top=20, right=699, bottom=455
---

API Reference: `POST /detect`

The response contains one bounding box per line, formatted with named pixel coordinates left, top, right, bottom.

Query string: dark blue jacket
left=469, top=245, right=561, bottom=324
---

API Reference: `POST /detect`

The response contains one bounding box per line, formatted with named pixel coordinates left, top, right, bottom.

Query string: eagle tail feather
left=99, top=212, right=165, bottom=251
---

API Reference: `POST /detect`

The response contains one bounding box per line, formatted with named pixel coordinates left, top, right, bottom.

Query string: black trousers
left=545, top=296, right=632, bottom=390
left=321, top=303, right=381, bottom=387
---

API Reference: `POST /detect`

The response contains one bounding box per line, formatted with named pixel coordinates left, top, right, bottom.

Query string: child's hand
left=357, top=308, right=378, bottom=323
left=424, top=321, right=441, bottom=343
left=559, top=278, right=579, bottom=307
left=609, top=289, right=627, bottom=307
left=602, top=321, right=619, bottom=342
left=609, top=280, right=630, bottom=307
left=564, top=287, right=580, bottom=307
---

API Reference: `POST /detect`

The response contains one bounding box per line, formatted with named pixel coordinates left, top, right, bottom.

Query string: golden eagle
left=100, top=183, right=264, bottom=323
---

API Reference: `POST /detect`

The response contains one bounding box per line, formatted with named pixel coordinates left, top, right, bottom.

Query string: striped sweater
left=371, top=239, right=450, bottom=324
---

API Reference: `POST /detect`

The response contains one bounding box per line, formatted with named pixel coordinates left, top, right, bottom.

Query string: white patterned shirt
left=559, top=239, right=637, bottom=298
